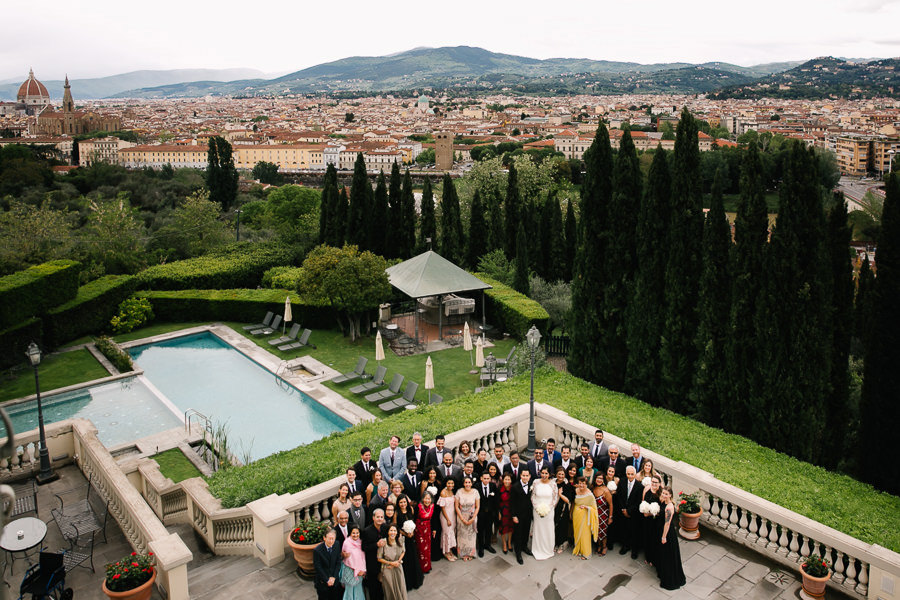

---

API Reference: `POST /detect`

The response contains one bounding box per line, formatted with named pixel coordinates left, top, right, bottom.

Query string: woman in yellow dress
left=571, top=476, right=599, bottom=559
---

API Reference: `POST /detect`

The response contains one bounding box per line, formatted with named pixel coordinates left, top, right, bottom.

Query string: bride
left=530, top=466, right=559, bottom=560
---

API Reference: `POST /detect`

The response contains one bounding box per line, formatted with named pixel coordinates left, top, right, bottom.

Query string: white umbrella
left=375, top=330, right=385, bottom=362
left=463, top=322, right=474, bottom=366
left=283, top=296, right=292, bottom=335
left=475, top=335, right=485, bottom=368
left=425, top=356, right=435, bottom=401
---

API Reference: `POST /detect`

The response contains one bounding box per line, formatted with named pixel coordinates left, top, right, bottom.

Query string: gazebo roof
left=385, top=251, right=491, bottom=298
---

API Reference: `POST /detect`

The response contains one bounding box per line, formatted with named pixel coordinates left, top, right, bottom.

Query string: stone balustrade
left=181, top=477, right=256, bottom=556
left=0, top=421, right=77, bottom=482
left=136, top=459, right=189, bottom=525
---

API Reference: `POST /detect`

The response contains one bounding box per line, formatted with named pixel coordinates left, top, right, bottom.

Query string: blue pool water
left=128, top=332, right=349, bottom=461
left=6, top=377, right=183, bottom=448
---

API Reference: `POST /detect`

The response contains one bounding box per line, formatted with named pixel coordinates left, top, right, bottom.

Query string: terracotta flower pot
left=678, top=509, right=703, bottom=540
left=800, top=568, right=831, bottom=599
left=102, top=568, right=156, bottom=600
left=287, top=534, right=317, bottom=580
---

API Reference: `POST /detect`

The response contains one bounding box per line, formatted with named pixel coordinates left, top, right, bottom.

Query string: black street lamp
left=26, top=342, right=58, bottom=485
left=485, top=352, right=496, bottom=386
left=525, top=325, right=542, bottom=457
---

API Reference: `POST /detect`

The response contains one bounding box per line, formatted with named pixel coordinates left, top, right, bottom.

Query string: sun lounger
left=243, top=311, right=274, bottom=331
left=250, top=315, right=281, bottom=336
left=429, top=393, right=444, bottom=405
left=331, top=356, right=368, bottom=384
left=378, top=381, right=419, bottom=411
left=366, top=373, right=403, bottom=402
left=268, top=323, right=301, bottom=346
left=495, top=346, right=516, bottom=367
left=349, top=365, right=387, bottom=394
left=279, top=328, right=313, bottom=351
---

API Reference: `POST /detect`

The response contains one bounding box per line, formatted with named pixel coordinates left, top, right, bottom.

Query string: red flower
left=132, top=562, right=139, bottom=567
left=131, top=552, right=137, bottom=556
left=113, top=574, right=120, bottom=579
left=148, top=552, right=153, bottom=556
left=298, top=535, right=305, bottom=541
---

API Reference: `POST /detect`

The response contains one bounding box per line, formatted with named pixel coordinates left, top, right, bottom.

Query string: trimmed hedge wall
left=135, top=244, right=297, bottom=291
left=135, top=289, right=333, bottom=328
left=0, top=318, right=42, bottom=370
left=474, top=273, right=550, bottom=338
left=43, top=275, right=138, bottom=348
left=0, top=260, right=81, bottom=329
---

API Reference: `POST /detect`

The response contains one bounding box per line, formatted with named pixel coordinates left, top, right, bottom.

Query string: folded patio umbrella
left=425, top=355, right=434, bottom=401
left=463, top=322, right=473, bottom=365
left=475, top=335, right=485, bottom=368
left=375, top=330, right=385, bottom=362
left=283, top=296, right=292, bottom=335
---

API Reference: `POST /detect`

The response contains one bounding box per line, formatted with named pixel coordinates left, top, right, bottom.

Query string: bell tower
left=62, top=75, right=74, bottom=113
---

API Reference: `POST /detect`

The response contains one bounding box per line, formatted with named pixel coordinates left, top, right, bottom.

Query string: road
left=837, top=176, right=885, bottom=211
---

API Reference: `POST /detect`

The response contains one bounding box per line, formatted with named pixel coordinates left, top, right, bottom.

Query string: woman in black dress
left=396, top=494, right=423, bottom=591
left=554, top=467, right=574, bottom=553
left=641, top=474, right=662, bottom=565
left=656, top=487, right=686, bottom=590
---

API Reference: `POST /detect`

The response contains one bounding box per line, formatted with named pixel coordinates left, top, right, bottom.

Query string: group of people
left=313, top=431, right=686, bottom=600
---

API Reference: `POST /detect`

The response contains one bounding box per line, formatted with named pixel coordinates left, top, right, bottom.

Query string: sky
left=3, top=0, right=899, bottom=81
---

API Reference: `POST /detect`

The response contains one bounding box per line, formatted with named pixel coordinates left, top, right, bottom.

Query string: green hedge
left=136, top=244, right=297, bottom=291
left=474, top=273, right=550, bottom=338
left=262, top=266, right=303, bottom=290
left=206, top=369, right=900, bottom=552
left=0, top=260, right=81, bottom=329
left=0, top=318, right=42, bottom=370
left=43, top=275, right=137, bottom=348
left=135, top=289, right=333, bottom=327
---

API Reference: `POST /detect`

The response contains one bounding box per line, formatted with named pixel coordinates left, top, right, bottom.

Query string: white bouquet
left=639, top=501, right=650, bottom=515
left=426, top=485, right=438, bottom=497
left=606, top=481, right=617, bottom=493
left=402, top=519, right=416, bottom=535
left=642, top=476, right=652, bottom=487
left=649, top=502, right=660, bottom=516
left=536, top=503, right=551, bottom=518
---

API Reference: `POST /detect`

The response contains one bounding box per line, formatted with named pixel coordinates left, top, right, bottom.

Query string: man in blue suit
left=313, top=528, right=342, bottom=599
left=379, top=435, right=407, bottom=482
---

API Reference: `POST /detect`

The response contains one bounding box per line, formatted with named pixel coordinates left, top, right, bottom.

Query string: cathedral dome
left=17, top=69, right=50, bottom=104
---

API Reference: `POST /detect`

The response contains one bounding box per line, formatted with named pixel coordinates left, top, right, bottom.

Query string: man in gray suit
left=378, top=435, right=407, bottom=482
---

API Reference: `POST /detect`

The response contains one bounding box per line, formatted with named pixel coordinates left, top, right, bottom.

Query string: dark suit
left=544, top=450, right=562, bottom=471
left=437, top=463, right=462, bottom=487
left=558, top=458, right=574, bottom=475
left=401, top=471, right=421, bottom=503
left=617, top=477, right=644, bottom=555
left=353, top=459, right=378, bottom=488
left=313, top=540, right=342, bottom=599
left=589, top=441, right=608, bottom=463
left=510, top=481, right=533, bottom=559
left=362, top=524, right=385, bottom=600
left=472, top=459, right=489, bottom=479
left=476, top=481, right=498, bottom=552
left=526, top=459, right=549, bottom=480
left=574, top=454, right=592, bottom=471
left=348, top=504, right=366, bottom=531
left=368, top=495, right=388, bottom=522
left=627, top=455, right=644, bottom=472
left=599, top=456, right=628, bottom=479
left=346, top=479, right=363, bottom=497
left=424, top=447, right=450, bottom=470
left=334, top=523, right=350, bottom=548
left=502, top=462, right=525, bottom=481
left=406, top=444, right=429, bottom=470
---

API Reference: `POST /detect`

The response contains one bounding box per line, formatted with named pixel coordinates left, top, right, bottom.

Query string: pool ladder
left=185, top=409, right=212, bottom=437
left=274, top=362, right=295, bottom=394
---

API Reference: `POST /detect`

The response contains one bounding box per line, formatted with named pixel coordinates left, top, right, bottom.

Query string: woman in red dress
left=416, top=491, right=436, bottom=573
left=497, top=472, right=515, bottom=553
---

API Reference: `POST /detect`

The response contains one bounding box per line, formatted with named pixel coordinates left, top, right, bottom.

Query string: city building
left=32, top=76, right=121, bottom=136
left=77, top=136, right=135, bottom=167
left=434, top=131, right=453, bottom=170
left=16, top=69, right=51, bottom=115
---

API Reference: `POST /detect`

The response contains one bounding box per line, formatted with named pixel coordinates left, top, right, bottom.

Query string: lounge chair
left=378, top=381, right=419, bottom=412
left=495, top=346, right=516, bottom=367
left=429, top=393, right=444, bottom=405
left=268, top=323, right=301, bottom=346
left=331, top=357, right=368, bottom=384
left=366, top=373, right=403, bottom=402
left=349, top=365, right=387, bottom=394
left=250, top=315, right=281, bottom=336
left=279, top=328, right=313, bottom=351
left=243, top=311, right=274, bottom=331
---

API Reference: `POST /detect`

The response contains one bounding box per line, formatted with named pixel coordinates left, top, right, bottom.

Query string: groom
left=511, top=470, right=533, bottom=564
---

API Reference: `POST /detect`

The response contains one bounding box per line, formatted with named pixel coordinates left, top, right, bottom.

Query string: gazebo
left=385, top=251, right=492, bottom=343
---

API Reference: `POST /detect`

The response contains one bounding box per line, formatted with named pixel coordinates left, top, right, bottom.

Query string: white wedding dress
left=531, top=481, right=556, bottom=560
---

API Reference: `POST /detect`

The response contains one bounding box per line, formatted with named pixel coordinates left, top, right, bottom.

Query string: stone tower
left=434, top=131, right=453, bottom=171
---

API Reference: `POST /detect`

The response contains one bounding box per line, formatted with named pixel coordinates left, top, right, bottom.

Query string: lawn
left=152, top=448, right=203, bottom=483
left=0, top=348, right=109, bottom=403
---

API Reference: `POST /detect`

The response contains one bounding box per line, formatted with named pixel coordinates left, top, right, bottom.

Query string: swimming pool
left=128, top=332, right=349, bottom=461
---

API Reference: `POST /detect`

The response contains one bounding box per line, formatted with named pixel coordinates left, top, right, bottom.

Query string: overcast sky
left=3, top=0, right=899, bottom=81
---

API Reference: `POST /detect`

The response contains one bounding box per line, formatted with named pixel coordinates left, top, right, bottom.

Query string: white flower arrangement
left=642, top=476, right=652, bottom=487
left=402, top=520, right=416, bottom=535
left=426, top=485, right=438, bottom=497
left=607, top=481, right=617, bottom=493
left=639, top=501, right=650, bottom=515
left=536, top=503, right=551, bottom=518
left=649, top=502, right=660, bottom=516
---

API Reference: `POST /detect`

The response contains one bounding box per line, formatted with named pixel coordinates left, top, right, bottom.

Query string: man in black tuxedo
left=406, top=432, right=429, bottom=471
left=362, top=509, right=387, bottom=600
left=616, top=466, right=643, bottom=559
left=544, top=439, right=562, bottom=471
left=313, top=528, right=342, bottom=600
left=402, top=459, right=421, bottom=503
left=628, top=443, right=645, bottom=473
left=353, top=447, right=378, bottom=489
left=345, top=468, right=362, bottom=497
left=475, top=471, right=498, bottom=557
left=472, top=448, right=489, bottom=478
left=423, top=435, right=449, bottom=469
left=589, top=429, right=608, bottom=464
left=348, top=492, right=367, bottom=531
left=574, top=443, right=592, bottom=470
left=438, top=452, right=462, bottom=487
left=599, top=445, right=627, bottom=479
left=503, top=451, right=524, bottom=481
left=510, top=470, right=533, bottom=564
left=558, top=445, right=573, bottom=474
left=526, top=447, right=548, bottom=479
left=334, top=511, right=350, bottom=547
left=368, top=482, right=390, bottom=518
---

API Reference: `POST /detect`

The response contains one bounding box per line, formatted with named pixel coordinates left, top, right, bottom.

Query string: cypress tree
left=660, top=109, right=704, bottom=412
left=569, top=121, right=613, bottom=383
left=858, top=172, right=900, bottom=494
left=417, top=177, right=436, bottom=254
left=486, top=186, right=505, bottom=254
left=853, top=255, right=874, bottom=351
left=400, top=169, right=416, bottom=258
left=370, top=170, right=389, bottom=256
left=724, top=141, right=768, bottom=436
left=346, top=153, right=371, bottom=249
left=387, top=162, right=402, bottom=257
left=467, top=189, right=487, bottom=268
left=822, top=193, right=853, bottom=469
left=689, top=168, right=732, bottom=424
left=563, top=200, right=576, bottom=281
left=505, top=163, right=521, bottom=258
left=319, top=163, right=338, bottom=245
left=334, top=187, right=349, bottom=246
left=548, top=196, right=565, bottom=279
left=206, top=136, right=238, bottom=211
left=756, top=143, right=830, bottom=461
left=625, top=147, right=670, bottom=404
left=537, top=195, right=553, bottom=279
left=439, top=174, right=464, bottom=264
left=513, top=222, right=530, bottom=295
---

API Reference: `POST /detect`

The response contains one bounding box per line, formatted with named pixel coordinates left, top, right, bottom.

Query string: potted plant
left=102, top=552, right=156, bottom=600
left=677, top=490, right=703, bottom=540
left=800, top=553, right=832, bottom=599
left=287, top=519, right=331, bottom=579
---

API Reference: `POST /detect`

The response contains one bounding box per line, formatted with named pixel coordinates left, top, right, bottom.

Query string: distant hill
left=0, top=68, right=267, bottom=100
left=710, top=57, right=900, bottom=99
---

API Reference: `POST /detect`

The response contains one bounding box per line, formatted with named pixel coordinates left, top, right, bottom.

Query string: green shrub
left=135, top=289, right=332, bottom=327
left=110, top=297, right=154, bottom=334
left=94, top=335, right=133, bottom=373
left=0, top=318, right=42, bottom=370
left=0, top=260, right=81, bottom=329
left=136, top=243, right=297, bottom=291
left=474, top=273, right=550, bottom=338
left=43, top=275, right=137, bottom=348
left=261, top=266, right=303, bottom=290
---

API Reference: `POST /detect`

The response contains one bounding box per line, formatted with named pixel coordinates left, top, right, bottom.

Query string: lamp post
left=525, top=325, right=542, bottom=457
left=26, top=342, right=58, bottom=485
left=485, top=352, right=496, bottom=387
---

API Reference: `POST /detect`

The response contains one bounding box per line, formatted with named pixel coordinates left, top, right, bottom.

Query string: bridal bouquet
left=607, top=481, right=617, bottom=493
left=639, top=501, right=651, bottom=515
left=426, top=485, right=438, bottom=497
left=649, top=502, right=660, bottom=516
left=642, top=476, right=652, bottom=487
left=536, top=503, right=551, bottom=518
left=402, top=520, right=416, bottom=535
